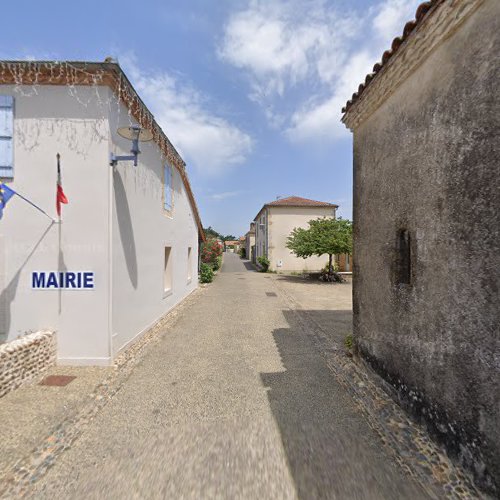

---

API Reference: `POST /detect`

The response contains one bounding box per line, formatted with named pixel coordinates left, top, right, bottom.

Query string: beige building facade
left=245, top=223, right=255, bottom=263
left=254, top=196, right=338, bottom=273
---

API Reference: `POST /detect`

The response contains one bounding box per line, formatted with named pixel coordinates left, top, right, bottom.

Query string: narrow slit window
left=396, top=229, right=411, bottom=285
left=187, top=247, right=192, bottom=281
left=164, top=246, right=172, bottom=294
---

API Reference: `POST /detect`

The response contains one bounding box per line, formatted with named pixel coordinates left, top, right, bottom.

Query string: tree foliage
left=286, top=218, right=353, bottom=279
left=287, top=218, right=352, bottom=258
left=204, top=226, right=222, bottom=240
left=202, top=227, right=236, bottom=242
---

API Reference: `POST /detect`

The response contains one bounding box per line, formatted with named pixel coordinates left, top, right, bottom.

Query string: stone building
left=245, top=222, right=256, bottom=264
left=342, top=0, right=499, bottom=494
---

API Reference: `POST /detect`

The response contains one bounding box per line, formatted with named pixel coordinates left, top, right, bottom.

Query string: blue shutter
left=0, top=96, right=14, bottom=179
left=164, top=164, right=172, bottom=210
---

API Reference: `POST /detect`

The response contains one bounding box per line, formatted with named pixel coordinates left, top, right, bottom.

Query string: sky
left=0, top=0, right=421, bottom=236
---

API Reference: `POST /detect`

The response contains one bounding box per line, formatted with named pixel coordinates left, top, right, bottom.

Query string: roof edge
left=341, top=0, right=484, bottom=130
left=0, top=60, right=205, bottom=240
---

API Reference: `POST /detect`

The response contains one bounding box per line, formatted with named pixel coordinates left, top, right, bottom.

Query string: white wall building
left=254, top=196, right=338, bottom=273
left=0, top=60, right=204, bottom=365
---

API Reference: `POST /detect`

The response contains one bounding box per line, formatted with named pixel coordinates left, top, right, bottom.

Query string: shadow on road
left=275, top=275, right=351, bottom=287
left=242, top=260, right=257, bottom=272
left=295, top=309, right=352, bottom=346
left=260, top=309, right=426, bottom=500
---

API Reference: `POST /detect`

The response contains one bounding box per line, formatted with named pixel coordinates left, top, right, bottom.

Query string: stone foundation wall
left=0, top=331, right=56, bottom=398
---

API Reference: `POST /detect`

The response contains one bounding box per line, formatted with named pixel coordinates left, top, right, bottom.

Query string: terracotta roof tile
left=342, top=0, right=442, bottom=115
left=266, top=196, right=338, bottom=207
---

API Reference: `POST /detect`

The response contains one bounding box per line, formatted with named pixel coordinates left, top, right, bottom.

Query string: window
left=187, top=247, right=192, bottom=282
left=396, top=229, right=411, bottom=285
left=163, top=247, right=173, bottom=295
left=0, top=96, right=14, bottom=179
left=163, top=163, right=173, bottom=212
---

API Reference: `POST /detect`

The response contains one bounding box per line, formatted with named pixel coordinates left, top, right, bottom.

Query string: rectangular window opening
left=187, top=247, right=192, bottom=282
left=164, top=246, right=172, bottom=294
left=396, top=229, right=411, bottom=285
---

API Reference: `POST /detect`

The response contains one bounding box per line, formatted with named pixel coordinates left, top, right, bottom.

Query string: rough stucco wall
left=268, top=206, right=337, bottom=272
left=352, top=1, right=500, bottom=493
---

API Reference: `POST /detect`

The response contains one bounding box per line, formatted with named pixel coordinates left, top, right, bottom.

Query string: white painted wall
left=0, top=84, right=200, bottom=365
left=0, top=85, right=111, bottom=364
left=109, top=100, right=199, bottom=356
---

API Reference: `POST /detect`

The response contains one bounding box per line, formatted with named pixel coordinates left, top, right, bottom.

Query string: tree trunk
left=328, top=254, right=333, bottom=276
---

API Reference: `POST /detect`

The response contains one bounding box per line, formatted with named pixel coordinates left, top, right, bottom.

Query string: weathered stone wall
left=0, top=331, right=56, bottom=398
left=352, top=0, right=499, bottom=494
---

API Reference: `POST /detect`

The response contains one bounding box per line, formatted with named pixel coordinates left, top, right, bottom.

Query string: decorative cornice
left=342, top=0, right=485, bottom=130
left=0, top=61, right=205, bottom=240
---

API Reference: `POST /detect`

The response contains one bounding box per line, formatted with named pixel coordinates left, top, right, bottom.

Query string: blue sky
left=1, top=0, right=420, bottom=236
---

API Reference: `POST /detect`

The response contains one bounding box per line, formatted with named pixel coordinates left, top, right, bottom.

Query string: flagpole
left=57, top=153, right=61, bottom=224
left=12, top=190, right=57, bottom=223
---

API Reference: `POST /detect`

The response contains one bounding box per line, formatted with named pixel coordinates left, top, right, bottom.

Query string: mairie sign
left=32, top=271, right=95, bottom=290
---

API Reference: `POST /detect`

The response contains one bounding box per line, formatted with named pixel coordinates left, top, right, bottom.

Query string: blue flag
left=0, top=183, right=16, bottom=219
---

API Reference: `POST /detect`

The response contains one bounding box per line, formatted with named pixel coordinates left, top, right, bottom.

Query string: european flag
left=0, top=183, right=16, bottom=219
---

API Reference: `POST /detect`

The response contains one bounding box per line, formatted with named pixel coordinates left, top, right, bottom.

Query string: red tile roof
left=266, top=196, right=338, bottom=208
left=342, top=0, right=442, bottom=115
left=253, top=196, right=337, bottom=222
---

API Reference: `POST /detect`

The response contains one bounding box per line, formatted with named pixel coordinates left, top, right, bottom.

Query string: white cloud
left=121, top=56, right=253, bottom=176
left=372, top=0, right=418, bottom=40
left=219, top=0, right=358, bottom=100
left=210, top=191, right=242, bottom=200
left=220, top=0, right=421, bottom=143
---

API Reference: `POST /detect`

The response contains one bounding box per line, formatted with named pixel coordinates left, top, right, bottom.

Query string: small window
left=0, top=96, right=14, bottom=179
left=164, top=246, right=172, bottom=294
left=187, top=247, right=192, bottom=282
left=163, top=163, right=173, bottom=211
left=396, top=229, right=411, bottom=285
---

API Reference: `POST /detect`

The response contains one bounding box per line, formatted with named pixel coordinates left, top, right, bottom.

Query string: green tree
left=286, top=218, right=353, bottom=280
left=203, top=226, right=222, bottom=240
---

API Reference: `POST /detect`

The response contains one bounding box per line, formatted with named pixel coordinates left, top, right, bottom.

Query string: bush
left=239, top=247, right=246, bottom=258
left=201, top=238, right=223, bottom=269
left=257, top=256, right=270, bottom=272
left=344, top=334, right=353, bottom=350
left=211, top=255, right=223, bottom=271
left=199, top=263, right=214, bottom=283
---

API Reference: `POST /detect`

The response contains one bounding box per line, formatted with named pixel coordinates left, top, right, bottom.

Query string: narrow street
left=29, top=253, right=427, bottom=499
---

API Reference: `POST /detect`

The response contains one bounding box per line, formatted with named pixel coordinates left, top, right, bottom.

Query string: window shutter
left=164, top=164, right=172, bottom=210
left=0, top=96, right=14, bottom=179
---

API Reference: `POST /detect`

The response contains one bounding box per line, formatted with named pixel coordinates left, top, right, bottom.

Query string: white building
left=254, top=196, right=338, bottom=273
left=0, top=60, right=204, bottom=366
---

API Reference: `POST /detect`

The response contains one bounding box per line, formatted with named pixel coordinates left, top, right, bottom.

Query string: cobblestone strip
left=271, top=277, right=483, bottom=500
left=0, top=288, right=205, bottom=499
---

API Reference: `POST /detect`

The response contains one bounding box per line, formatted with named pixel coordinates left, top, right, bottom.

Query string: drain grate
left=39, top=375, right=76, bottom=387
left=266, top=292, right=277, bottom=297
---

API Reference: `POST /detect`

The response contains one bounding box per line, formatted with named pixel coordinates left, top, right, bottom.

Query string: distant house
left=224, top=240, right=239, bottom=253
left=342, top=0, right=499, bottom=494
left=245, top=222, right=256, bottom=263
left=253, top=196, right=338, bottom=272
left=0, top=60, right=204, bottom=366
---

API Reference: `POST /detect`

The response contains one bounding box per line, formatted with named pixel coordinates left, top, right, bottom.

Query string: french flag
left=56, top=153, right=68, bottom=217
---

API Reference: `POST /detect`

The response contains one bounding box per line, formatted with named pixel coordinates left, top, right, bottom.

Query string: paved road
left=31, top=253, right=427, bottom=499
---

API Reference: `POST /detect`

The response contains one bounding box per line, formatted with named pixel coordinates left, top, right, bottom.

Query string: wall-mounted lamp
left=109, top=125, right=154, bottom=167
